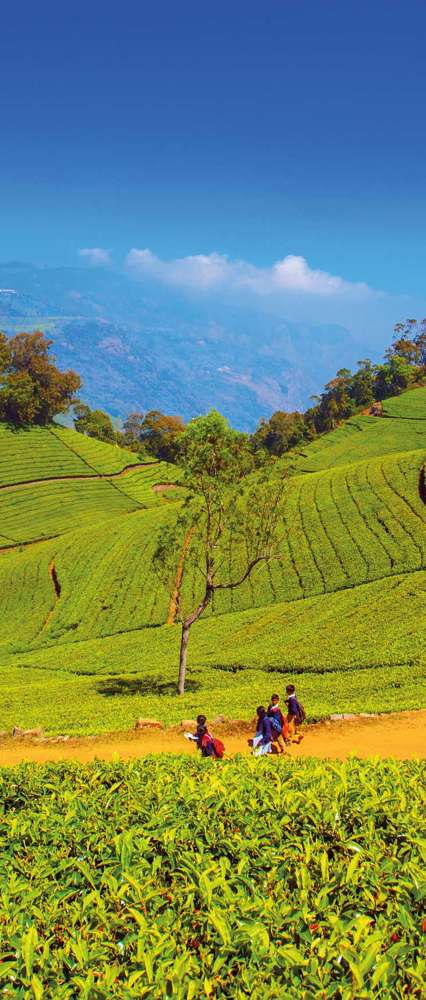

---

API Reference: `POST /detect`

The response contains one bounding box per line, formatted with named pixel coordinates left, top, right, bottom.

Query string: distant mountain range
left=0, top=260, right=365, bottom=430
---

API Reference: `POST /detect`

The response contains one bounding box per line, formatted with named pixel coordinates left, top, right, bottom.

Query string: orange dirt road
left=1, top=710, right=425, bottom=767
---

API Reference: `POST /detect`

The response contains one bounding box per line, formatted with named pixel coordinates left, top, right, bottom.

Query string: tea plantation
left=0, top=756, right=425, bottom=998
left=0, top=389, right=425, bottom=729
left=0, top=392, right=425, bottom=999
left=288, top=385, right=426, bottom=473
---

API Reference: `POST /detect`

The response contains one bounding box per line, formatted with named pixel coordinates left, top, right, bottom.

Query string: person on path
left=185, top=714, right=225, bottom=758
left=285, top=684, right=305, bottom=743
left=267, top=693, right=290, bottom=753
left=252, top=706, right=273, bottom=756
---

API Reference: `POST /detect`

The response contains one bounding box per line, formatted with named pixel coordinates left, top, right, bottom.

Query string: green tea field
left=0, top=756, right=425, bottom=998
left=0, top=387, right=424, bottom=735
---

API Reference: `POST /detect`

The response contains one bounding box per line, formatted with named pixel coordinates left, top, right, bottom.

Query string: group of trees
left=254, top=319, right=426, bottom=455
left=0, top=331, right=80, bottom=427
left=72, top=404, right=185, bottom=461
left=304, top=318, right=426, bottom=436
left=122, top=411, right=185, bottom=461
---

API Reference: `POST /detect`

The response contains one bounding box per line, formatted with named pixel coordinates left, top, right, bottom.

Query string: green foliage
left=374, top=355, right=416, bottom=400
left=0, top=387, right=424, bottom=731
left=301, top=322, right=426, bottom=438
left=1, top=569, right=425, bottom=732
left=40, top=507, right=174, bottom=646
left=0, top=479, right=139, bottom=544
left=0, top=331, right=80, bottom=426
left=0, top=423, right=179, bottom=544
left=0, top=424, right=92, bottom=486
left=0, top=444, right=424, bottom=644
left=73, top=401, right=116, bottom=443
left=252, top=410, right=307, bottom=457
left=114, top=462, right=183, bottom=506
left=178, top=410, right=254, bottom=487
left=0, top=756, right=424, bottom=997
left=126, top=409, right=185, bottom=462
left=51, top=425, right=144, bottom=474
left=155, top=411, right=287, bottom=690
left=179, top=449, right=426, bottom=617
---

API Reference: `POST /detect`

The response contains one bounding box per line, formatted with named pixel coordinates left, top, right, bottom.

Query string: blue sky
left=1, top=0, right=425, bottom=305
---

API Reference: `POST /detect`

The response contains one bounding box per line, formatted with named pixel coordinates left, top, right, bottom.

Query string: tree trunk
left=177, top=581, right=213, bottom=694
left=178, top=623, right=190, bottom=695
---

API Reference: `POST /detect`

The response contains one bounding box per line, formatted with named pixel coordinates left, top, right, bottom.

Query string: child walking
left=185, top=714, right=225, bottom=758
left=267, top=693, right=289, bottom=753
left=252, top=706, right=273, bottom=756
left=285, top=684, right=305, bottom=743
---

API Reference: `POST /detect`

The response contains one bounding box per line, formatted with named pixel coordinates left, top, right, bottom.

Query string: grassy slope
left=51, top=425, right=141, bottom=472
left=0, top=424, right=91, bottom=485
left=288, top=387, right=426, bottom=473
left=382, top=383, right=426, bottom=418
left=0, top=388, right=425, bottom=732
left=0, top=422, right=143, bottom=486
left=1, top=569, right=425, bottom=732
left=0, top=447, right=424, bottom=644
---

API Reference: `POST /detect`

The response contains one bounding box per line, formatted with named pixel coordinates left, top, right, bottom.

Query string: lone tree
left=154, top=411, right=288, bottom=694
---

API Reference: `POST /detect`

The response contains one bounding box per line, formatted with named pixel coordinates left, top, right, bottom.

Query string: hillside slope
left=0, top=447, right=424, bottom=640
left=288, top=385, right=426, bottom=473
left=0, top=388, right=425, bottom=732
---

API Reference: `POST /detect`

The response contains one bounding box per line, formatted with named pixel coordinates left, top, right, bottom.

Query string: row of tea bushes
left=0, top=755, right=424, bottom=997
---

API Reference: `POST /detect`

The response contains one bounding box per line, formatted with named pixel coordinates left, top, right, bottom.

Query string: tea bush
left=289, top=404, right=426, bottom=475
left=181, top=449, right=426, bottom=617
left=0, top=479, right=140, bottom=545
left=0, top=658, right=425, bottom=736
left=0, top=756, right=424, bottom=998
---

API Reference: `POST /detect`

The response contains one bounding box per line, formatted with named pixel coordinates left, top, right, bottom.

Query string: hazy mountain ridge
left=0, top=261, right=360, bottom=429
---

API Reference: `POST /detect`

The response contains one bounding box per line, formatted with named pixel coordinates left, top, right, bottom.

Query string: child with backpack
left=251, top=706, right=273, bottom=756
left=267, top=693, right=290, bottom=753
left=285, top=684, right=306, bottom=743
left=185, top=714, right=225, bottom=759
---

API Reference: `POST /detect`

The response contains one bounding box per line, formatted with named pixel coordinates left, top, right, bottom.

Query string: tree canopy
left=123, top=409, right=185, bottom=461
left=0, top=331, right=80, bottom=427
left=73, top=403, right=115, bottom=443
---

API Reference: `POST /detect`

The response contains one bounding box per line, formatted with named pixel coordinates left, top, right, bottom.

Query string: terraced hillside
left=0, top=423, right=140, bottom=486
left=0, top=388, right=425, bottom=733
left=0, top=424, right=181, bottom=545
left=1, top=446, right=424, bottom=649
left=289, top=385, right=426, bottom=473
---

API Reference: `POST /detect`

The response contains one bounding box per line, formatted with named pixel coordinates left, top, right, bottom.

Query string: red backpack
left=201, top=733, right=225, bottom=759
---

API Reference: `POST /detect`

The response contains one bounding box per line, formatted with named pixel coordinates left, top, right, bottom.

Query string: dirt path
left=1, top=710, right=425, bottom=767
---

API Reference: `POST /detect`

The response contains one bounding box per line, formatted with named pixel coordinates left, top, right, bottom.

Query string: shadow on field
left=96, top=676, right=200, bottom=697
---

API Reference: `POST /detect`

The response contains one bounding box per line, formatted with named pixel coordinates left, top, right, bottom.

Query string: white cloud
left=79, top=247, right=112, bottom=267
left=126, top=248, right=371, bottom=299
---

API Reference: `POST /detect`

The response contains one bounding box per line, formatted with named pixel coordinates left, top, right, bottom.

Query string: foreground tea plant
left=0, top=756, right=425, bottom=998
